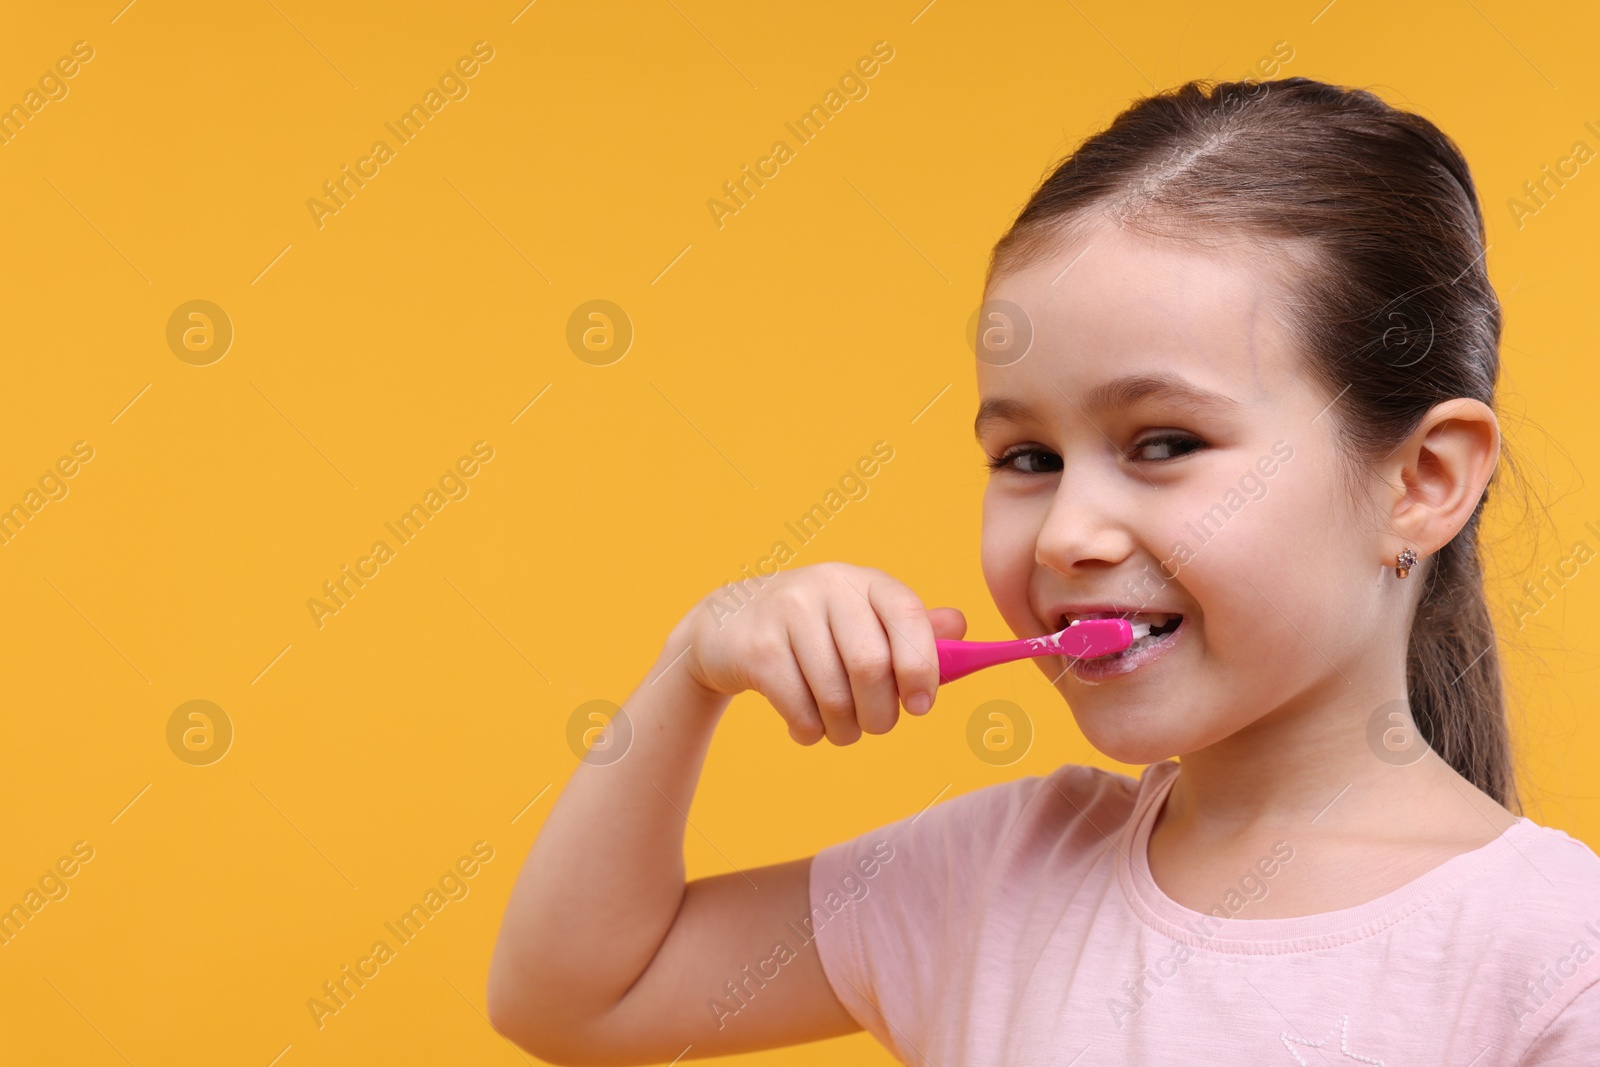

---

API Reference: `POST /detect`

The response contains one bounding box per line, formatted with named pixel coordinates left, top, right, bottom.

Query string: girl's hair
left=987, top=77, right=1523, bottom=811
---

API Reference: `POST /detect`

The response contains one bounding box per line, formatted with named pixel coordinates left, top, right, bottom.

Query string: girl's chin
left=1066, top=707, right=1218, bottom=766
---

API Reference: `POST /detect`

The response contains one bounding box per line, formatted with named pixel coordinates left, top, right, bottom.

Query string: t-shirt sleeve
left=1515, top=975, right=1600, bottom=1065
left=806, top=775, right=1044, bottom=1065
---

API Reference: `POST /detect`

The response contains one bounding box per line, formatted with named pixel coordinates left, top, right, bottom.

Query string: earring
left=1396, top=547, right=1418, bottom=579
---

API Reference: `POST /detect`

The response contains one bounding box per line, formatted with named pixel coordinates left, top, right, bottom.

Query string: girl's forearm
left=487, top=628, right=733, bottom=1040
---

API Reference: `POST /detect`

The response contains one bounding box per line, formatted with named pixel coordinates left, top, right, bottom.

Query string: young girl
left=487, top=77, right=1600, bottom=1065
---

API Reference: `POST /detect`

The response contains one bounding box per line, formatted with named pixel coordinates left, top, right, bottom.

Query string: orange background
left=1, top=1, right=1595, bottom=1063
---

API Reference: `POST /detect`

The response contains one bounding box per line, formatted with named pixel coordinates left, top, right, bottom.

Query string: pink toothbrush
left=936, top=618, right=1149, bottom=683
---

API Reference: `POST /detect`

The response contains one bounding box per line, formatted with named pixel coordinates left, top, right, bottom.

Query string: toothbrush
left=935, top=618, right=1149, bottom=684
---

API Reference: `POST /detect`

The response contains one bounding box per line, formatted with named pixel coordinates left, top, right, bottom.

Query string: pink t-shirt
left=809, top=759, right=1600, bottom=1065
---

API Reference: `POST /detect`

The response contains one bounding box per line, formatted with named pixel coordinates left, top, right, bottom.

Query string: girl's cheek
left=1173, top=480, right=1326, bottom=661
left=980, top=494, right=1039, bottom=625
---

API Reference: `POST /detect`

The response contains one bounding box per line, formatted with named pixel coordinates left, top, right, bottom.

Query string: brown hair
left=987, top=77, right=1524, bottom=811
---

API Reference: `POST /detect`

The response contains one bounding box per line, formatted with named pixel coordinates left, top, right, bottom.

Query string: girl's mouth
left=1056, top=611, right=1184, bottom=680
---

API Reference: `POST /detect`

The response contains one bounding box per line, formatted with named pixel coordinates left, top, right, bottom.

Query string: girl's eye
left=985, top=447, right=1062, bottom=474
left=1131, top=432, right=1205, bottom=462
left=985, top=433, right=1205, bottom=474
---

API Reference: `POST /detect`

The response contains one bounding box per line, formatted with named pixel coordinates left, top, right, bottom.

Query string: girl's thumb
left=928, top=606, right=968, bottom=641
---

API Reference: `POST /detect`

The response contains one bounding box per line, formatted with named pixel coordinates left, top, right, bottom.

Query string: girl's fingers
left=826, top=596, right=900, bottom=737
left=866, top=578, right=940, bottom=715
left=756, top=625, right=825, bottom=745
left=787, top=612, right=862, bottom=746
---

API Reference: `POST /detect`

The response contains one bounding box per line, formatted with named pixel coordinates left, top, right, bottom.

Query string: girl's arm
left=487, top=565, right=958, bottom=1063
left=485, top=640, right=857, bottom=1063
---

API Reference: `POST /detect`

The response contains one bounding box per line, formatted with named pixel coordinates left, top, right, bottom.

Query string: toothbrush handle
left=935, top=639, right=1034, bottom=683
left=935, top=619, right=1133, bottom=684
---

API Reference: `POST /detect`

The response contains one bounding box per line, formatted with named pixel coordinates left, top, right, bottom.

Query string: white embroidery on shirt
left=1280, top=1013, right=1385, bottom=1066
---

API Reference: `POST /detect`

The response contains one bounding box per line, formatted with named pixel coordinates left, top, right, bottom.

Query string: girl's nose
left=1034, top=477, right=1136, bottom=574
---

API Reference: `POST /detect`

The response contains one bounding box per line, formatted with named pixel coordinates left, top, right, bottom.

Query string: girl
left=487, top=77, right=1600, bottom=1064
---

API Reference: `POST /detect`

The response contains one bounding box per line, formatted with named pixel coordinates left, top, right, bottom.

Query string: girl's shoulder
left=941, top=757, right=1171, bottom=833
left=805, top=760, right=1164, bottom=1061
left=845, top=758, right=1163, bottom=866
left=1484, top=815, right=1600, bottom=928
left=1516, top=816, right=1600, bottom=867
left=1471, top=815, right=1600, bottom=906
left=808, top=758, right=1167, bottom=920
left=1452, top=818, right=1600, bottom=1059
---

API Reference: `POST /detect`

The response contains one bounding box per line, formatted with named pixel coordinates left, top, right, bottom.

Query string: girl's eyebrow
left=974, top=373, right=1239, bottom=439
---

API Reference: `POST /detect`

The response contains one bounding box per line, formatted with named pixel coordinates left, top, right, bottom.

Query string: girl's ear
left=1384, top=397, right=1501, bottom=559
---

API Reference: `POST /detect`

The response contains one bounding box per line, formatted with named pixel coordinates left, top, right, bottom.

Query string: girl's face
left=977, top=217, right=1398, bottom=764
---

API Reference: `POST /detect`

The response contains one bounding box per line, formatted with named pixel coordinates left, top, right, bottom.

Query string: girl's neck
left=1157, top=682, right=1512, bottom=844
left=1145, top=684, right=1519, bottom=919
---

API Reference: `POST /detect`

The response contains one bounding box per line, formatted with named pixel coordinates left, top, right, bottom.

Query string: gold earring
left=1396, top=547, right=1418, bottom=578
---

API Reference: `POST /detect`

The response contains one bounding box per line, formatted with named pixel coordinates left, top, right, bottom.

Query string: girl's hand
left=673, top=563, right=968, bottom=746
